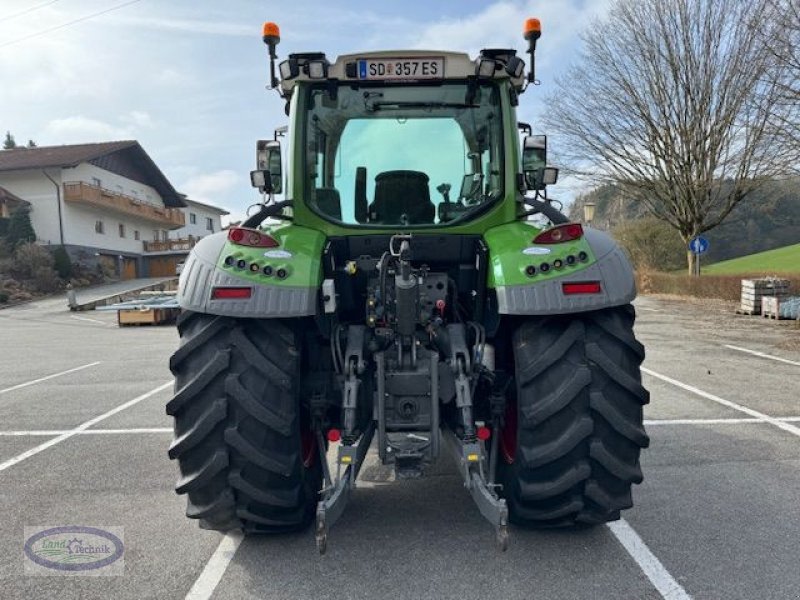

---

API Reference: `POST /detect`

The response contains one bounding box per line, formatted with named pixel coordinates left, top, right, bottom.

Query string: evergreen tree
left=52, top=245, right=72, bottom=279
left=6, top=206, right=36, bottom=248
left=27, top=140, right=37, bottom=148
left=3, top=131, right=16, bottom=150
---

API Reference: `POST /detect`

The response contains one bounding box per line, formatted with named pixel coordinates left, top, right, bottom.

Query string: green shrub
left=0, top=291, right=8, bottom=303
left=52, top=245, right=72, bottom=279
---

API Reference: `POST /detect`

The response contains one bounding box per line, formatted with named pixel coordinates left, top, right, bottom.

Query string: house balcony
left=142, top=238, right=198, bottom=253
left=63, top=181, right=185, bottom=229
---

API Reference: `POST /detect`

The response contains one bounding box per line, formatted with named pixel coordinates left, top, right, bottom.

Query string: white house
left=172, top=196, right=229, bottom=240
left=0, top=141, right=187, bottom=278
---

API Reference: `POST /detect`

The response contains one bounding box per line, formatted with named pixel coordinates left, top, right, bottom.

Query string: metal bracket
left=315, top=421, right=375, bottom=554
left=443, top=429, right=509, bottom=551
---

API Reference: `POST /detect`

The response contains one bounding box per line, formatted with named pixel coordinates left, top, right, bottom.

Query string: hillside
left=702, top=243, right=800, bottom=274
left=569, top=179, right=800, bottom=264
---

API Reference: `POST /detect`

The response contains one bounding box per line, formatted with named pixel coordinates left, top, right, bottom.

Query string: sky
left=0, top=0, right=612, bottom=223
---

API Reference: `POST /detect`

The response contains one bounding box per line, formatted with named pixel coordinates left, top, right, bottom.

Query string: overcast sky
left=0, top=0, right=611, bottom=222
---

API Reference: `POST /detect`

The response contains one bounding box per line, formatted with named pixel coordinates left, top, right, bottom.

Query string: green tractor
left=167, top=18, right=649, bottom=552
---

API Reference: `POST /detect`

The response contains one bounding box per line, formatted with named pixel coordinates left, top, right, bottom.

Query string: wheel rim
left=500, top=394, right=517, bottom=464
left=301, top=429, right=316, bottom=468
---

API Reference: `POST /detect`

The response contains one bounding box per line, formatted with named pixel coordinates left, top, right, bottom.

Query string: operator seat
left=369, top=170, right=435, bottom=224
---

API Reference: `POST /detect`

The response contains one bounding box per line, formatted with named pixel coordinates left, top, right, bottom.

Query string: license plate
left=357, top=57, right=444, bottom=80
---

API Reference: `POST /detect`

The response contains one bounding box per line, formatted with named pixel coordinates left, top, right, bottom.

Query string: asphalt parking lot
left=1, top=293, right=798, bottom=599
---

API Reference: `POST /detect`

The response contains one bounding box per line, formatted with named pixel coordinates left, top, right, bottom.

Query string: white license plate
left=357, top=57, right=444, bottom=80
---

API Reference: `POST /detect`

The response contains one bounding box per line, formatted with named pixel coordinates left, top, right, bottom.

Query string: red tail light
left=562, top=282, right=602, bottom=295
left=533, top=223, right=583, bottom=244
left=211, top=286, right=252, bottom=299
left=228, top=227, right=279, bottom=248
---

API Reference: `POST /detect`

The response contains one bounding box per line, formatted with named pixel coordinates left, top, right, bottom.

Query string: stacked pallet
left=738, top=278, right=790, bottom=315
left=762, top=296, right=800, bottom=320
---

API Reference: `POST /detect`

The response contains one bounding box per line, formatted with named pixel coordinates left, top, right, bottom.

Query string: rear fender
left=485, top=223, right=635, bottom=315
left=177, top=225, right=324, bottom=318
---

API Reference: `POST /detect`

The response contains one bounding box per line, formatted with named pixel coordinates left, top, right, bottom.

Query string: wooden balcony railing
left=142, top=238, right=197, bottom=253
left=63, top=181, right=185, bottom=229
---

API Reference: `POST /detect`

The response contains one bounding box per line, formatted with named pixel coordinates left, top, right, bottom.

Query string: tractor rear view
left=167, top=18, right=649, bottom=552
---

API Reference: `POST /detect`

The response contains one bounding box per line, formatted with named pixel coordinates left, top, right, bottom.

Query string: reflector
left=211, top=287, right=252, bottom=299
left=562, top=282, right=602, bottom=295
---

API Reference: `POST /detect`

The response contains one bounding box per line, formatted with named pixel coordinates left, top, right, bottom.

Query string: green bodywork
left=484, top=221, right=596, bottom=287
left=216, top=224, right=326, bottom=288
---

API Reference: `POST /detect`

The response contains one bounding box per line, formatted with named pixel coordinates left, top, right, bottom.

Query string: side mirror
left=252, top=140, right=282, bottom=194
left=522, top=134, right=547, bottom=190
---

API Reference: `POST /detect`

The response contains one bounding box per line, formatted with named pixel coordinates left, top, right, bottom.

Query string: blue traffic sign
left=689, top=236, right=709, bottom=255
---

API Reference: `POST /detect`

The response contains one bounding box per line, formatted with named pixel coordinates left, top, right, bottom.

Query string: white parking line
left=724, top=344, right=800, bottom=367
left=646, top=418, right=759, bottom=425
left=185, top=532, right=244, bottom=600
left=70, top=315, right=110, bottom=326
left=0, top=381, right=172, bottom=473
left=608, top=519, right=691, bottom=599
left=637, top=307, right=663, bottom=312
left=0, top=428, right=172, bottom=436
left=0, top=361, right=101, bottom=395
left=642, top=367, right=800, bottom=438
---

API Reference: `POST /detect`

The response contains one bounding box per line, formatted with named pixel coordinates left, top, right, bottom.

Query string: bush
left=32, top=266, right=60, bottom=293
left=637, top=271, right=800, bottom=301
left=0, top=290, right=8, bottom=303
left=10, top=242, right=53, bottom=279
left=52, top=245, right=72, bottom=279
left=613, top=218, right=686, bottom=272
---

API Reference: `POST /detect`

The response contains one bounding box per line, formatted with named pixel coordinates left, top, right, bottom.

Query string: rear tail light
left=211, top=286, right=252, bottom=299
left=228, top=227, right=279, bottom=248
left=533, top=223, right=583, bottom=244
left=562, top=282, right=602, bottom=295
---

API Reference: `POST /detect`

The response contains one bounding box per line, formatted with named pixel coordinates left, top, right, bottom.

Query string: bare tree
left=763, top=0, right=800, bottom=165
left=544, top=0, right=792, bottom=273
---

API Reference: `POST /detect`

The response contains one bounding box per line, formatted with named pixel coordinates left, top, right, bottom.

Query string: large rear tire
left=166, top=311, right=321, bottom=533
left=499, top=304, right=649, bottom=527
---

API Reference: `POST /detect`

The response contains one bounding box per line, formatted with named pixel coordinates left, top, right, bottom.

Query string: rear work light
left=211, top=287, right=252, bottom=300
left=533, top=223, right=583, bottom=244
left=227, top=227, right=279, bottom=248
left=562, top=282, right=602, bottom=295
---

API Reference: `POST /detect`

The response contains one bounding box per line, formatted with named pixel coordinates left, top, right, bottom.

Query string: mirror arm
left=242, top=200, right=293, bottom=228
left=522, top=196, right=569, bottom=224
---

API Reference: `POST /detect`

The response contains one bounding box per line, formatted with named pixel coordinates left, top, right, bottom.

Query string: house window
left=161, top=230, right=168, bottom=241
left=95, top=220, right=104, bottom=234
left=153, top=230, right=159, bottom=241
left=134, top=230, right=140, bottom=241
left=189, top=213, right=197, bottom=224
left=206, top=217, right=214, bottom=232
left=91, top=177, right=102, bottom=188
left=119, top=223, right=126, bottom=238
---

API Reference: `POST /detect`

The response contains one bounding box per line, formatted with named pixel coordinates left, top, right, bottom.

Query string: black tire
left=166, top=311, right=322, bottom=533
left=499, top=304, right=649, bottom=527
